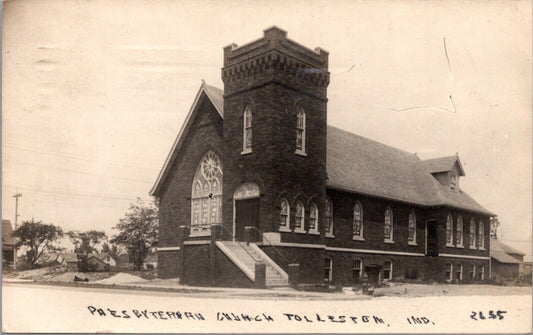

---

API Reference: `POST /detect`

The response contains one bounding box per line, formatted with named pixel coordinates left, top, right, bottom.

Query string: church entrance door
left=235, top=198, right=260, bottom=241
left=233, top=182, right=261, bottom=242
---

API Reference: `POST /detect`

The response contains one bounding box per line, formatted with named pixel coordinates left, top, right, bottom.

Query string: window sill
left=326, top=233, right=335, bottom=238
left=469, top=246, right=477, bottom=249
left=279, top=227, right=292, bottom=233
left=241, top=149, right=252, bottom=155
left=308, top=231, right=320, bottom=235
left=456, top=245, right=464, bottom=249
left=408, top=242, right=417, bottom=246
left=384, top=240, right=395, bottom=244
left=294, top=229, right=306, bottom=234
left=352, top=236, right=365, bottom=241
left=295, top=150, right=307, bottom=157
left=446, top=244, right=455, bottom=248
left=479, top=247, right=486, bottom=251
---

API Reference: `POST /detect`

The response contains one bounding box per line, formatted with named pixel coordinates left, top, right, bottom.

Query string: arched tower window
left=353, top=202, right=363, bottom=239
left=191, top=151, right=223, bottom=235
left=242, top=105, right=252, bottom=153
left=408, top=211, right=416, bottom=245
left=295, top=105, right=306, bottom=155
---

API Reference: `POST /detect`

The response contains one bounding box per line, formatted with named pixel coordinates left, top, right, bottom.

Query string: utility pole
left=12, top=193, right=22, bottom=270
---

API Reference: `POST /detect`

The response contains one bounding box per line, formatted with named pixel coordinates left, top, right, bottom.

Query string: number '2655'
left=470, top=310, right=506, bottom=321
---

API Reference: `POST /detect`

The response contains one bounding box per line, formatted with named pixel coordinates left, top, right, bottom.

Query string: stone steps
left=221, top=241, right=289, bottom=287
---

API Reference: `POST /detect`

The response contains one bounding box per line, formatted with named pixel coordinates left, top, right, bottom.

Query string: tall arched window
left=446, top=214, right=454, bottom=246
left=295, top=105, right=306, bottom=155
left=478, top=221, right=485, bottom=249
left=469, top=218, right=476, bottom=249
left=279, top=198, right=290, bottom=232
left=295, top=201, right=305, bottom=232
left=325, top=198, right=333, bottom=237
left=353, top=202, right=363, bottom=239
left=456, top=215, right=464, bottom=247
left=384, top=208, right=393, bottom=242
left=242, top=105, right=252, bottom=153
left=408, top=211, right=416, bottom=245
left=191, top=151, right=223, bottom=235
left=309, top=203, right=318, bottom=234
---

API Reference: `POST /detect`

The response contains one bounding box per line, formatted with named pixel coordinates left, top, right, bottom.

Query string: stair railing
left=247, top=226, right=290, bottom=266
left=216, top=224, right=261, bottom=262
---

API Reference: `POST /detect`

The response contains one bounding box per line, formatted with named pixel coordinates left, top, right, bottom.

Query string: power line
left=3, top=158, right=155, bottom=184
left=3, top=142, right=163, bottom=169
left=3, top=183, right=154, bottom=202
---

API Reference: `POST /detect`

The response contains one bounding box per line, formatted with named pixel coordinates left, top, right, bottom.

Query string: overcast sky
left=3, top=0, right=531, bottom=255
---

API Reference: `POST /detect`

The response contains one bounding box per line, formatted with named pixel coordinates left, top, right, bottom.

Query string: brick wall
left=325, top=189, right=490, bottom=258
left=260, top=245, right=325, bottom=284
left=158, top=97, right=224, bottom=250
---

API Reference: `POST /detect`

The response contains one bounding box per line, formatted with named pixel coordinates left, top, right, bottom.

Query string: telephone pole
left=12, top=193, right=22, bottom=270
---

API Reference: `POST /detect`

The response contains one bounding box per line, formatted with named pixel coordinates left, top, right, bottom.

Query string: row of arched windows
left=279, top=198, right=417, bottom=244
left=242, top=104, right=306, bottom=155
left=279, top=199, right=320, bottom=234
left=446, top=214, right=485, bottom=249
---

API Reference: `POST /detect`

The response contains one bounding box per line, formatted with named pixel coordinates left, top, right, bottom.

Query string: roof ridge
left=326, top=124, right=417, bottom=157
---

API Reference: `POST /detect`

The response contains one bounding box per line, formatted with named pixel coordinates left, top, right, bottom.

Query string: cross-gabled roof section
left=150, top=84, right=493, bottom=216
left=421, top=155, right=465, bottom=176
left=150, top=81, right=223, bottom=196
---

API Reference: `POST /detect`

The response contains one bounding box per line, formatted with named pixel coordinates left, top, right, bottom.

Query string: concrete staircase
left=219, top=241, right=289, bottom=287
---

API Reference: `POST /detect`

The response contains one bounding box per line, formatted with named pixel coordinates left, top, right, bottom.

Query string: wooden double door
left=234, top=198, right=260, bottom=242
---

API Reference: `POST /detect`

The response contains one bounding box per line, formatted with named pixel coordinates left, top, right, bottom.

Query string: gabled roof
left=491, top=239, right=523, bottom=264
left=491, top=238, right=525, bottom=257
left=150, top=84, right=493, bottom=215
left=63, top=252, right=78, bottom=263
left=2, top=219, right=14, bottom=246
left=421, top=155, right=465, bottom=176
left=326, top=127, right=491, bottom=214
left=150, top=81, right=224, bottom=196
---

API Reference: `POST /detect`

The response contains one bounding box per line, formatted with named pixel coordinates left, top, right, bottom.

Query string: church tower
left=221, top=27, right=330, bottom=242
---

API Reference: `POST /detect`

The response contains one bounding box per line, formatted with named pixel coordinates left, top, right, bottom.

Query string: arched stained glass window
left=295, top=201, right=305, bottom=231
left=469, top=218, right=476, bottom=248
left=456, top=216, right=464, bottom=247
left=384, top=208, right=393, bottom=242
left=191, top=151, right=223, bottom=235
left=325, top=198, right=333, bottom=236
left=353, top=202, right=363, bottom=239
left=478, top=221, right=485, bottom=249
left=446, top=214, right=454, bottom=246
left=279, top=199, right=290, bottom=231
left=309, top=203, right=318, bottom=233
left=408, top=212, right=416, bottom=244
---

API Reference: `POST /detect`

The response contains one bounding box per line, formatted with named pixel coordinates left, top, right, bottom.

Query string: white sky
left=2, top=0, right=532, bottom=255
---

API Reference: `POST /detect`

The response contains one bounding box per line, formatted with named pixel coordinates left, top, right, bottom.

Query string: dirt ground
left=3, top=266, right=531, bottom=299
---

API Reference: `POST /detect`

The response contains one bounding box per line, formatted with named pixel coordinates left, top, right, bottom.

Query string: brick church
left=150, top=27, right=493, bottom=288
